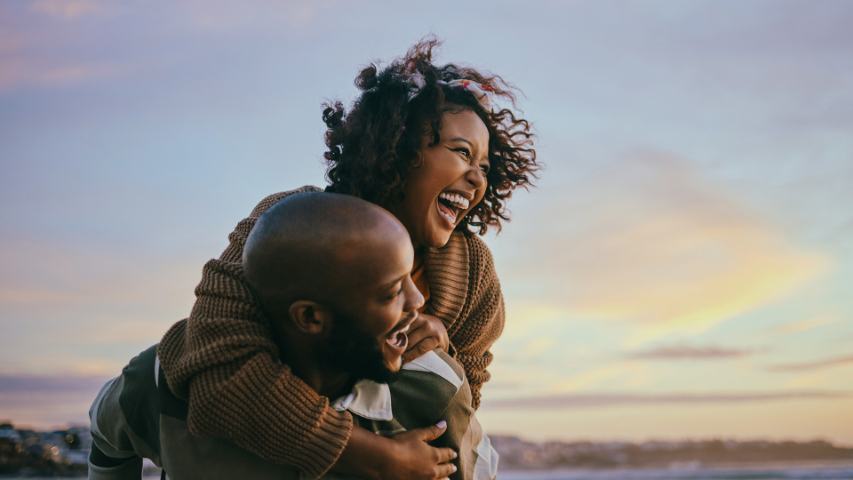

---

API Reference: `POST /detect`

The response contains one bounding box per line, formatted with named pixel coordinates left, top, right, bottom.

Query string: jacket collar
left=330, top=351, right=464, bottom=421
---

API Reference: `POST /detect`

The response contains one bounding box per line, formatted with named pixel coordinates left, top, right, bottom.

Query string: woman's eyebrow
left=448, top=137, right=473, bottom=147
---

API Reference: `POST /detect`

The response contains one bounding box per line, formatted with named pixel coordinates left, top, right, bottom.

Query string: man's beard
left=323, top=310, right=400, bottom=384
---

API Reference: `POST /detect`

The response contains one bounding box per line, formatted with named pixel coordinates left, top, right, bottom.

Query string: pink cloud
left=0, top=58, right=131, bottom=91
left=30, top=0, right=103, bottom=20
left=768, top=354, right=853, bottom=372
left=627, top=344, right=759, bottom=360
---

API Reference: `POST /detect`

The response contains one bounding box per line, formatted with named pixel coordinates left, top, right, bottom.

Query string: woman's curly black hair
left=323, top=37, right=538, bottom=235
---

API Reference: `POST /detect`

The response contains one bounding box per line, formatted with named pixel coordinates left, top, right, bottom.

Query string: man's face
left=323, top=309, right=401, bottom=384
left=329, top=230, right=424, bottom=381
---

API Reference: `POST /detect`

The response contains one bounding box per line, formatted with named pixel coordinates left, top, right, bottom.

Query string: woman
left=157, top=38, right=537, bottom=479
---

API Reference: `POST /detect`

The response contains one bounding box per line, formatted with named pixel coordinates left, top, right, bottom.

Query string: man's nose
left=405, top=277, right=425, bottom=312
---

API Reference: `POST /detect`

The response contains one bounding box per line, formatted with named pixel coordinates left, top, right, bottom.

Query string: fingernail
left=451, top=465, right=457, bottom=472
left=436, top=420, right=447, bottom=429
left=451, top=451, right=458, bottom=459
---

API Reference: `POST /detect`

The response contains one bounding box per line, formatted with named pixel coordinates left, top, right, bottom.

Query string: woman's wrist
left=332, top=424, right=392, bottom=480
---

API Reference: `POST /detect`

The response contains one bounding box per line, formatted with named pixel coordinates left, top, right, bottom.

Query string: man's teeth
left=438, top=192, right=470, bottom=210
left=387, top=323, right=411, bottom=348
left=387, top=330, right=407, bottom=348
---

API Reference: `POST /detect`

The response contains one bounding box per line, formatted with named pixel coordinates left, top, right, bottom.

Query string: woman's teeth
left=439, top=192, right=470, bottom=210
left=437, top=192, right=470, bottom=225
left=437, top=201, right=457, bottom=225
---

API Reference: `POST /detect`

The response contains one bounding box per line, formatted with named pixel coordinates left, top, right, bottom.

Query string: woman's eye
left=455, top=147, right=471, bottom=158
left=479, top=163, right=490, bottom=174
left=386, top=287, right=403, bottom=300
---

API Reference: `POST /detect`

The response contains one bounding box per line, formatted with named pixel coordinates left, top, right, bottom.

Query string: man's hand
left=403, top=313, right=450, bottom=363
left=333, top=422, right=457, bottom=480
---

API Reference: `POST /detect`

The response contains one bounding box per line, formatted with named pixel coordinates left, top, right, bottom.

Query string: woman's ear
left=288, top=301, right=332, bottom=335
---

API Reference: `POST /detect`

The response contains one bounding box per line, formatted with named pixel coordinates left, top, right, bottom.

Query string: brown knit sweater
left=157, top=187, right=506, bottom=479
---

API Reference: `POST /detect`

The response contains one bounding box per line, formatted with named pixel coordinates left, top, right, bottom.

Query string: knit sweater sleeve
left=450, top=235, right=506, bottom=410
left=156, top=187, right=353, bottom=480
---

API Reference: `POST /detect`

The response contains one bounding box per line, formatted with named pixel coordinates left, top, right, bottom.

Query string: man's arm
left=88, top=376, right=143, bottom=480
left=88, top=346, right=162, bottom=480
left=389, top=350, right=497, bottom=480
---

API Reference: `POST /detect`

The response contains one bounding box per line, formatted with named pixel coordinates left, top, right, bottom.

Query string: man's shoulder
left=386, top=350, right=472, bottom=429
left=402, top=349, right=466, bottom=390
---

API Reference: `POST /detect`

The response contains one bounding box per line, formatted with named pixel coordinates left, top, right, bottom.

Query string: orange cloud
left=0, top=239, right=199, bottom=315
left=770, top=314, right=837, bottom=335
left=501, top=150, right=828, bottom=342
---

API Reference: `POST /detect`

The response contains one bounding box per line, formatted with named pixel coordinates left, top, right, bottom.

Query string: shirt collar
left=332, top=380, right=393, bottom=421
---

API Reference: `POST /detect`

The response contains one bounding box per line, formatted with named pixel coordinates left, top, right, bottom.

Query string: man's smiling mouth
left=385, top=313, right=417, bottom=353
left=386, top=325, right=410, bottom=350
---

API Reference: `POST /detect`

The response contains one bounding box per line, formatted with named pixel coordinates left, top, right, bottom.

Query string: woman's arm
left=157, top=188, right=457, bottom=479
left=158, top=188, right=357, bottom=478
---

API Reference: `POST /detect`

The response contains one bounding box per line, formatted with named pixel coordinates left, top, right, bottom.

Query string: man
left=88, top=193, right=498, bottom=480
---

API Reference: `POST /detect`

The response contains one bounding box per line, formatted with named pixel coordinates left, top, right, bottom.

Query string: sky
left=1, top=0, right=852, bottom=445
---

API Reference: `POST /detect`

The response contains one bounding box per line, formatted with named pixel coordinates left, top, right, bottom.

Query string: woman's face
left=391, top=108, right=490, bottom=249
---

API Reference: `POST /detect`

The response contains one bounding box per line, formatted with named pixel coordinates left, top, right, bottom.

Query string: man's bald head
left=243, top=192, right=410, bottom=324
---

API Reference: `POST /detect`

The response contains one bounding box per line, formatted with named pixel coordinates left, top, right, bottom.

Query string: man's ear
left=288, top=300, right=332, bottom=335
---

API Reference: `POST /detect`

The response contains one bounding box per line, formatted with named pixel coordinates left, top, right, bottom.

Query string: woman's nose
left=465, top=164, right=487, bottom=189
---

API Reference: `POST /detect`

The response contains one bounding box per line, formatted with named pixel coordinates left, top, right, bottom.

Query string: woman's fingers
left=434, top=462, right=457, bottom=478
left=419, top=420, right=448, bottom=441
left=434, top=445, right=457, bottom=463
left=403, top=313, right=450, bottom=362
left=405, top=322, right=431, bottom=350
left=403, top=334, right=439, bottom=363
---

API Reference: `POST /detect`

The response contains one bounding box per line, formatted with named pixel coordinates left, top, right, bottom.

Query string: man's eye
left=387, top=287, right=403, bottom=300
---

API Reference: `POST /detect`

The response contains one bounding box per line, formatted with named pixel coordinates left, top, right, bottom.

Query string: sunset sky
left=2, top=1, right=852, bottom=444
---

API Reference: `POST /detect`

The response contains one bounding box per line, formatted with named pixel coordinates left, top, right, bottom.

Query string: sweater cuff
left=296, top=405, right=354, bottom=479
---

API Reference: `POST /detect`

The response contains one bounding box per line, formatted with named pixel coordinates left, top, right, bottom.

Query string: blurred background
left=1, top=0, right=852, bottom=475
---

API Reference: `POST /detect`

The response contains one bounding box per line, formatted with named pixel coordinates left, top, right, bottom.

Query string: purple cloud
left=0, top=373, right=110, bottom=394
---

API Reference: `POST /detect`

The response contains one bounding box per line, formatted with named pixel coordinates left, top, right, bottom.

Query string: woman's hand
left=403, top=313, right=450, bottom=363
left=334, top=422, right=457, bottom=480
left=382, top=422, right=458, bottom=479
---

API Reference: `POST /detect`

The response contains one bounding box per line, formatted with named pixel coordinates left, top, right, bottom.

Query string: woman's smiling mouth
left=436, top=191, right=471, bottom=228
